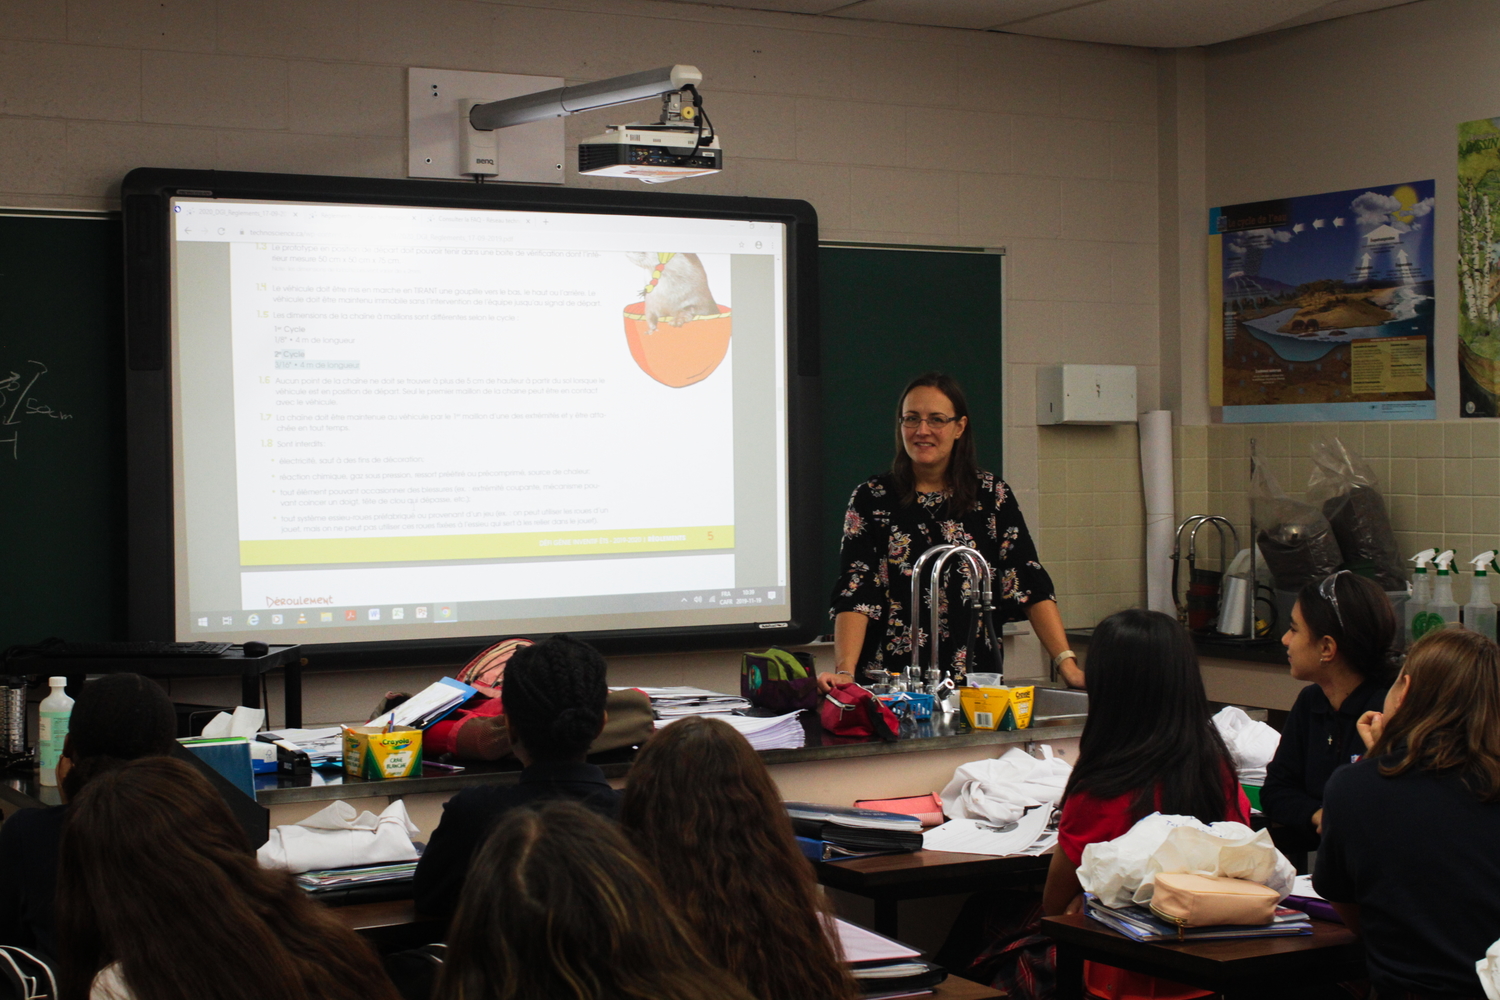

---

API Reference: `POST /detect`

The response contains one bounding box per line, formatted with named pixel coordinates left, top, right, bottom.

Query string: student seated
left=0, top=673, right=178, bottom=958
left=1316, top=626, right=1500, bottom=999
left=620, top=716, right=859, bottom=1000
left=413, top=634, right=619, bottom=920
left=437, top=800, right=757, bottom=1000
left=54, top=756, right=401, bottom=1000
left=1262, top=570, right=1396, bottom=866
left=966, top=610, right=1249, bottom=998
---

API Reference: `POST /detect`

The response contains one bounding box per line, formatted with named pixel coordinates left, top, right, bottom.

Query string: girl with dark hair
left=55, top=756, right=401, bottom=1000
left=0, top=673, right=179, bottom=958
left=620, top=716, right=859, bottom=1000
left=1317, top=626, right=1500, bottom=998
left=962, top=610, right=1247, bottom=997
left=438, top=800, right=758, bottom=1000
left=414, top=634, right=620, bottom=920
left=1262, top=570, right=1396, bottom=862
left=824, top=372, right=1078, bottom=693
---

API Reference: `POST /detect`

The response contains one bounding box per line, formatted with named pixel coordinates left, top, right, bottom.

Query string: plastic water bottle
left=1467, top=551, right=1498, bottom=642
left=38, top=677, right=74, bottom=786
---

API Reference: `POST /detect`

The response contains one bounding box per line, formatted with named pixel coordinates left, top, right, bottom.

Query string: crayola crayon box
left=343, top=725, right=423, bottom=779
left=959, top=685, right=1034, bottom=731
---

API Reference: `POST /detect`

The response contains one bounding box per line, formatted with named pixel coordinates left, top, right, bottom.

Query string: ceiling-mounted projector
left=467, top=65, right=722, bottom=185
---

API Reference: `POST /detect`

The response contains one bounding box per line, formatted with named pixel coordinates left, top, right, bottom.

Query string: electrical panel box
left=1036, top=365, right=1137, bottom=425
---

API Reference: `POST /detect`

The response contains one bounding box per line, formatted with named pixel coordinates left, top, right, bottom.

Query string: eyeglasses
left=899, top=414, right=958, bottom=430
left=1319, top=570, right=1351, bottom=630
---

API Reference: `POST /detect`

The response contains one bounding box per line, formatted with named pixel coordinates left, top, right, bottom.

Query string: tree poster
left=1459, top=118, right=1500, bottom=417
left=1208, top=181, right=1436, bottom=423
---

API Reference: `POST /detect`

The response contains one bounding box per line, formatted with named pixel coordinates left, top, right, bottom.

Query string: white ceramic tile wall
left=0, top=0, right=1163, bottom=716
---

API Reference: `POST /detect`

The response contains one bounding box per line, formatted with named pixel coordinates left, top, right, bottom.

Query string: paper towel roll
left=1139, top=411, right=1175, bottom=614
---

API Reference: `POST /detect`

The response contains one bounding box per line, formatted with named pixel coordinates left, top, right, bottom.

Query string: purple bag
left=741, top=648, right=822, bottom=712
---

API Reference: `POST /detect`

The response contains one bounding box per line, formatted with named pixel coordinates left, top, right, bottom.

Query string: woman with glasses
left=1262, top=570, right=1398, bottom=867
left=821, top=372, right=1079, bottom=693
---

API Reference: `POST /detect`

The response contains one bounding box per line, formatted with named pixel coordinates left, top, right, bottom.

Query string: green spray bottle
left=1466, top=551, right=1498, bottom=642
left=1406, top=547, right=1437, bottom=646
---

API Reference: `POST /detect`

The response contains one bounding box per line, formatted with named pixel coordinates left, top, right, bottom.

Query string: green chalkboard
left=0, top=211, right=125, bottom=648
left=817, top=246, right=1004, bottom=605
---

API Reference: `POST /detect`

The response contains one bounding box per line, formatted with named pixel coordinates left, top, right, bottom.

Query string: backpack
left=740, top=647, right=822, bottom=712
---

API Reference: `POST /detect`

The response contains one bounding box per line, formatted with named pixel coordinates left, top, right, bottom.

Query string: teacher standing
left=820, top=373, right=1082, bottom=692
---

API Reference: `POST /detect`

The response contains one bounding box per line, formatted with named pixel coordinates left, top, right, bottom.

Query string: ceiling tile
left=1254, top=0, right=1421, bottom=36
left=998, top=0, right=1332, bottom=48
left=826, top=0, right=1081, bottom=30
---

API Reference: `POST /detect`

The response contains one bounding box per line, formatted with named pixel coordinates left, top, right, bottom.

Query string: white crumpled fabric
left=257, top=799, right=420, bottom=874
left=939, top=745, right=1072, bottom=826
left=1477, top=937, right=1500, bottom=1000
left=1078, top=812, right=1296, bottom=909
left=1212, top=706, right=1282, bottom=785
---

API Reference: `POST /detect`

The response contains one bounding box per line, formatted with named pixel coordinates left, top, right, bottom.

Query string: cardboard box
left=343, top=725, right=423, bottom=779
left=959, top=685, right=1035, bottom=731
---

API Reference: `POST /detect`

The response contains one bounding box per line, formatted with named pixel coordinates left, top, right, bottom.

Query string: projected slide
left=170, top=200, right=788, bottom=641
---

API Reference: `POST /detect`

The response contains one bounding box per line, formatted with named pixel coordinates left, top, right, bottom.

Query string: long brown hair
left=621, top=717, right=859, bottom=1000
left=55, top=757, right=401, bottom=1000
left=1373, top=626, right=1500, bottom=800
left=437, top=800, right=754, bottom=1000
left=890, top=372, right=981, bottom=515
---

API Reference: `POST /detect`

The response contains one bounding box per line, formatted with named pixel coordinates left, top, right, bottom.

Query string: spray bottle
left=1467, top=551, right=1498, bottom=642
left=1407, top=547, right=1437, bottom=646
left=1422, top=549, right=1462, bottom=637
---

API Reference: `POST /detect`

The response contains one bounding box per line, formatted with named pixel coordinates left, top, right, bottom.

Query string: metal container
left=2, top=676, right=27, bottom=757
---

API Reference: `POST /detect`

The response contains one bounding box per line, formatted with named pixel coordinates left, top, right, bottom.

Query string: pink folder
left=853, top=792, right=945, bottom=827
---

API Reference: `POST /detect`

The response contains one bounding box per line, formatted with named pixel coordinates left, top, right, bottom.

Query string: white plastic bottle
left=1424, top=550, right=1461, bottom=635
left=1406, top=547, right=1437, bottom=646
left=38, top=677, right=74, bottom=787
left=1467, top=551, right=1498, bottom=642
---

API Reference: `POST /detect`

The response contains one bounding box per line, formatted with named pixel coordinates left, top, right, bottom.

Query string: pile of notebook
left=652, top=708, right=806, bottom=751
left=295, top=860, right=418, bottom=898
left=787, top=802, right=925, bottom=857
left=1083, top=893, right=1312, bottom=942
left=833, top=917, right=948, bottom=997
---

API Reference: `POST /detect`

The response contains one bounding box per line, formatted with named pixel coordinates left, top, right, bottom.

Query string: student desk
left=817, top=850, right=1053, bottom=938
left=1041, top=913, right=1364, bottom=999
left=333, top=899, right=1007, bottom=999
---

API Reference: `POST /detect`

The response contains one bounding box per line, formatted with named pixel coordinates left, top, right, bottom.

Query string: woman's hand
left=817, top=671, right=856, bottom=694
left=1356, top=710, right=1384, bottom=753
left=1312, top=808, right=1324, bottom=835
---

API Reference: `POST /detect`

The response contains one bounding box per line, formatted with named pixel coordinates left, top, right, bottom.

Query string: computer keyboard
left=39, top=641, right=234, bottom=658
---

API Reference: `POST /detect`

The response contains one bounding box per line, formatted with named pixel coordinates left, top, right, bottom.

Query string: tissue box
left=343, top=726, right=423, bottom=780
left=960, top=685, right=1034, bottom=731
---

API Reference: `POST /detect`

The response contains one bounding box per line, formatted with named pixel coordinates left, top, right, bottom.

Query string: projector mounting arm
left=468, top=65, right=705, bottom=131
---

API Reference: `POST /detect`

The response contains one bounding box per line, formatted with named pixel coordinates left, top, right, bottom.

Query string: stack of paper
left=922, top=806, right=1059, bottom=857
left=655, top=710, right=805, bottom=750
left=1084, top=894, right=1312, bottom=942
left=263, top=727, right=344, bottom=766
left=368, top=677, right=477, bottom=729
left=631, top=686, right=751, bottom=717
left=295, top=860, right=418, bottom=893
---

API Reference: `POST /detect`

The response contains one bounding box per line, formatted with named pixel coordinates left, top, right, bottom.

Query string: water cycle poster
left=1459, top=118, right=1500, bottom=417
left=1209, top=180, right=1436, bottom=423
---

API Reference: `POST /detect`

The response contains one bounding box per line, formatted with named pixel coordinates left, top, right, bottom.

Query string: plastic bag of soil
left=1250, top=456, right=1343, bottom=592
left=1307, top=437, right=1406, bottom=591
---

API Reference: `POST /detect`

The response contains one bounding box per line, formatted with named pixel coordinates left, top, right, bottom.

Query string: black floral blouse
left=829, top=470, right=1055, bottom=680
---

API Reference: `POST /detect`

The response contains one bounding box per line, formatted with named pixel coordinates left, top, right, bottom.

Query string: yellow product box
left=343, top=725, right=423, bottom=780
left=959, top=685, right=1035, bottom=731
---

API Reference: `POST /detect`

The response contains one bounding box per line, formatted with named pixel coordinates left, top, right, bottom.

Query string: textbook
left=1083, top=894, right=1312, bottom=942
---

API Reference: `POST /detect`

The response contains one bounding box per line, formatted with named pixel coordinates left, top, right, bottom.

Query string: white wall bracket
left=407, top=68, right=565, bottom=184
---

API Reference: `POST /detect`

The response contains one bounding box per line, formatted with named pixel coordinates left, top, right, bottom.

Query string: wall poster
left=1209, top=181, right=1435, bottom=423
left=1459, top=118, right=1500, bottom=417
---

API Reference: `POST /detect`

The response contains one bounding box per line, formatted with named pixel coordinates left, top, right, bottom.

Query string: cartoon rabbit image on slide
left=622, top=251, right=732, bottom=388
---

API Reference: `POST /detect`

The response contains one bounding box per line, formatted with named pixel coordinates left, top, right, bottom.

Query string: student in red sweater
left=1043, top=608, right=1251, bottom=916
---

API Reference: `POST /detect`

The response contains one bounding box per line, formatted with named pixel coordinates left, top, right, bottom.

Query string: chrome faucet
left=907, top=543, right=996, bottom=698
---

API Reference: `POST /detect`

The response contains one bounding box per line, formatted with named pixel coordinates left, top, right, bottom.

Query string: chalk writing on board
left=1, top=360, right=73, bottom=459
